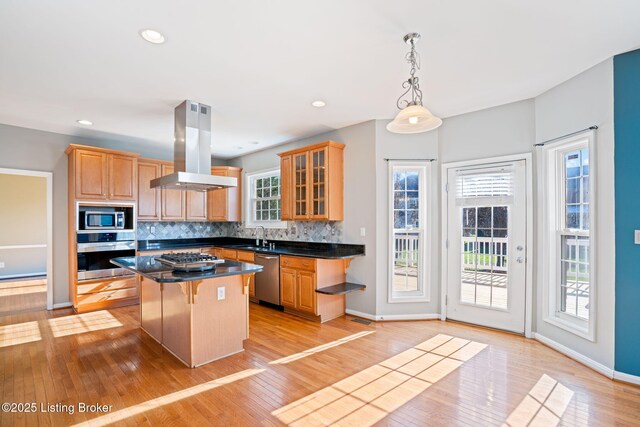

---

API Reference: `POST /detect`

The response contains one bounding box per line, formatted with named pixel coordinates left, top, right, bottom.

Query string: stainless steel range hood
left=151, top=100, right=237, bottom=191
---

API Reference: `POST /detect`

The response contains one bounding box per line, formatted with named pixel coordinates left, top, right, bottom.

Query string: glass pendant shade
left=386, top=104, right=442, bottom=134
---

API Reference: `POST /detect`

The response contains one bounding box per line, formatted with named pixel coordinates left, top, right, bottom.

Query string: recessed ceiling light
left=76, top=119, right=93, bottom=126
left=311, top=100, right=326, bottom=108
left=250, top=141, right=260, bottom=145
left=139, top=29, right=166, bottom=44
left=237, top=146, right=244, bottom=150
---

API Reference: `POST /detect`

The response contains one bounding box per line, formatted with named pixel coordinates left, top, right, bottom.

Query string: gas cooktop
left=155, top=252, right=224, bottom=272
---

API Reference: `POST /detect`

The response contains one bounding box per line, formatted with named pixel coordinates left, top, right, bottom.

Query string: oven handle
left=77, top=241, right=136, bottom=253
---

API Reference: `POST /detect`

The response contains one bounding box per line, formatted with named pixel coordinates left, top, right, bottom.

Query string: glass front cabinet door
left=278, top=141, right=345, bottom=222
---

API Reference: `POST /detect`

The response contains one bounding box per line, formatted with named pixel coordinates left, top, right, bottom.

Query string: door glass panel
left=312, top=150, right=326, bottom=215
left=295, top=154, right=307, bottom=216
left=460, top=205, right=510, bottom=310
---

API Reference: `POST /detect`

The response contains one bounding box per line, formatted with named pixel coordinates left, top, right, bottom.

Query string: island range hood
left=151, top=100, right=237, bottom=191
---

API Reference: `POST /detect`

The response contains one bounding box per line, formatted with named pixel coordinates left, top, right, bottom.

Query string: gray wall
left=0, top=123, right=174, bottom=304
left=228, top=121, right=378, bottom=315
left=534, top=59, right=615, bottom=368
left=374, top=121, right=440, bottom=317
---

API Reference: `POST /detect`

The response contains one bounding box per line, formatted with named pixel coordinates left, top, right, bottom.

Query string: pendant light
left=387, top=33, right=442, bottom=134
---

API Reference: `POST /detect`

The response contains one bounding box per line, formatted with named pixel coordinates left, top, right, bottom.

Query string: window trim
left=244, top=167, right=288, bottom=229
left=539, top=131, right=596, bottom=341
left=387, top=161, right=432, bottom=303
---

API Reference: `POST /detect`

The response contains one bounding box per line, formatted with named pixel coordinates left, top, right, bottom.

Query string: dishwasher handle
left=255, top=254, right=279, bottom=260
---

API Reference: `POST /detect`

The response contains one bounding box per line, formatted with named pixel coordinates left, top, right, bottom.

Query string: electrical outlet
left=0, top=262, right=4, bottom=269
left=150, top=226, right=156, bottom=234
left=360, top=227, right=366, bottom=237
left=217, top=287, right=225, bottom=301
left=635, top=230, right=640, bottom=245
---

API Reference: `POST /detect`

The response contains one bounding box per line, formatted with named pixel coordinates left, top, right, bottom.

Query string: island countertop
left=111, top=256, right=263, bottom=283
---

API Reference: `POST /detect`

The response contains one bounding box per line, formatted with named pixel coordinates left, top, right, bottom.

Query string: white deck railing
left=393, top=233, right=419, bottom=269
left=462, top=236, right=508, bottom=272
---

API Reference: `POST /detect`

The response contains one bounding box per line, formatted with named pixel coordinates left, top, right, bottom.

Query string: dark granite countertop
left=137, top=237, right=365, bottom=259
left=111, top=256, right=263, bottom=283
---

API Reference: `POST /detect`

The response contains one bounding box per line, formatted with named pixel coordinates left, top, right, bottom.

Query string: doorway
left=0, top=168, right=53, bottom=316
left=442, top=156, right=531, bottom=334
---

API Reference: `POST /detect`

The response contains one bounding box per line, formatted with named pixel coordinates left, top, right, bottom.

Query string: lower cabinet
left=279, top=255, right=347, bottom=322
left=74, top=276, right=138, bottom=313
left=280, top=267, right=297, bottom=308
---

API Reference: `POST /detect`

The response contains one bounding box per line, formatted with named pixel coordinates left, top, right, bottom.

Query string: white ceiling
left=1, top=1, right=639, bottom=158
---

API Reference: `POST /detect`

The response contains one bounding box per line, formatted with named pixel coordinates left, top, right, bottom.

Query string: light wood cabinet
left=186, top=190, right=207, bottom=221
left=280, top=155, right=293, bottom=220
left=279, top=255, right=349, bottom=322
left=160, top=163, right=186, bottom=221
left=73, top=149, right=108, bottom=199
left=137, top=159, right=162, bottom=220
left=280, top=267, right=297, bottom=308
left=207, top=167, right=242, bottom=222
left=66, top=144, right=140, bottom=314
left=108, top=154, right=137, bottom=200
left=278, top=141, right=344, bottom=221
left=237, top=251, right=256, bottom=299
left=68, top=146, right=138, bottom=201
left=138, top=159, right=208, bottom=221
left=297, top=270, right=317, bottom=314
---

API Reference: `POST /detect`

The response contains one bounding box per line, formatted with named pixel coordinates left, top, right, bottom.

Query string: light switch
left=217, top=287, right=225, bottom=300
left=635, top=230, right=640, bottom=245
left=0, top=262, right=4, bottom=269
left=360, top=227, right=366, bottom=237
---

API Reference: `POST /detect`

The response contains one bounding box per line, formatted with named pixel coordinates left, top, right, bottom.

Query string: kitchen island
left=111, top=256, right=262, bottom=368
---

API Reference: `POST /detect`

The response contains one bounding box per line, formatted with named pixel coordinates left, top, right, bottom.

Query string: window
left=388, top=161, right=431, bottom=303
left=245, top=168, right=287, bottom=228
left=540, top=133, right=595, bottom=339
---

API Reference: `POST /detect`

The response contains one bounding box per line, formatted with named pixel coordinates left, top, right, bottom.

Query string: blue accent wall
left=614, top=49, right=640, bottom=376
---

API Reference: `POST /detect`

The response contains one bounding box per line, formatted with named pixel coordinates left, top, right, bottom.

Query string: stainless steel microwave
left=84, top=211, right=125, bottom=230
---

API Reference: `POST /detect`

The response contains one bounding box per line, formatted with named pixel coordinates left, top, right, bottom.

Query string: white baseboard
left=533, top=333, right=614, bottom=378
left=345, top=309, right=440, bottom=322
left=52, top=302, right=72, bottom=310
left=613, top=370, right=640, bottom=386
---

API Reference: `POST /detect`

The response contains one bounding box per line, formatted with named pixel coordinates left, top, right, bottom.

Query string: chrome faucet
left=255, top=226, right=267, bottom=247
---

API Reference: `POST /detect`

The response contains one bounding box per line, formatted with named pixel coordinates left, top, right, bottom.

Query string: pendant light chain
left=396, top=36, right=424, bottom=109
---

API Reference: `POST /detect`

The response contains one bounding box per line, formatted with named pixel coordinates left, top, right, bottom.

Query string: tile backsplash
left=137, top=221, right=343, bottom=243
left=137, top=222, right=228, bottom=240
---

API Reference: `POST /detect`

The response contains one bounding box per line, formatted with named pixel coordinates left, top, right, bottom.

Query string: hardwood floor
left=0, top=303, right=639, bottom=426
left=0, top=277, right=46, bottom=317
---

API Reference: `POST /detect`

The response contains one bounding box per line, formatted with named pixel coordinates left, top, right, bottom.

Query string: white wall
left=533, top=59, right=615, bottom=369
left=228, top=121, right=377, bottom=315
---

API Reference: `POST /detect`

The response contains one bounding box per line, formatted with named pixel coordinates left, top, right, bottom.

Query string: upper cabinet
left=278, top=141, right=344, bottom=221
left=137, top=159, right=161, bottom=220
left=66, top=145, right=138, bottom=202
left=207, top=166, right=242, bottom=222
left=137, top=159, right=219, bottom=222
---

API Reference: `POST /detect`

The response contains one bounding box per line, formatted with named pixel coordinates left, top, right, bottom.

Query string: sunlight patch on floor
left=503, top=374, right=574, bottom=427
left=270, top=331, right=375, bottom=365
left=0, top=320, right=41, bottom=347
left=72, top=368, right=266, bottom=427
left=272, top=333, right=487, bottom=426
left=48, top=310, right=123, bottom=337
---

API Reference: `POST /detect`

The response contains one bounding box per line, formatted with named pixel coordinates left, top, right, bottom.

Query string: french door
left=445, top=160, right=527, bottom=333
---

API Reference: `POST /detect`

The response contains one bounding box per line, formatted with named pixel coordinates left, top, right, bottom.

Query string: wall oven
left=76, top=232, right=136, bottom=281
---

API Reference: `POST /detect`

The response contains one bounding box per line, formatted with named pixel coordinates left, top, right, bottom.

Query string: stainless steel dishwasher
left=254, top=254, right=281, bottom=306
